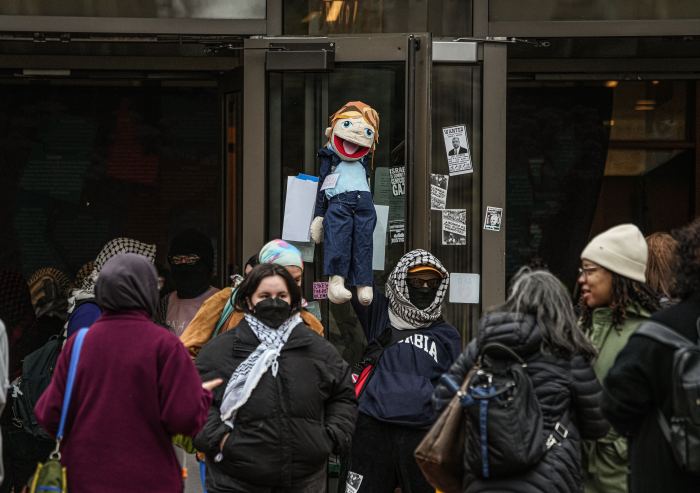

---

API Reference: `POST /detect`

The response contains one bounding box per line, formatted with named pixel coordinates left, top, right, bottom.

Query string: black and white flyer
left=442, top=124, right=473, bottom=176
left=389, top=166, right=406, bottom=196
left=430, top=173, right=449, bottom=210
left=389, top=220, right=405, bottom=244
left=442, top=209, right=467, bottom=245
left=483, top=206, right=503, bottom=232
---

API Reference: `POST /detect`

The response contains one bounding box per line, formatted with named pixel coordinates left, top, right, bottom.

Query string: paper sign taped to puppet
left=320, top=173, right=340, bottom=191
left=282, top=175, right=319, bottom=242
left=449, top=273, right=480, bottom=304
left=389, top=220, right=405, bottom=244
left=442, top=209, right=467, bottom=245
left=390, top=166, right=406, bottom=196
left=442, top=125, right=473, bottom=176
left=313, top=281, right=329, bottom=300
left=430, top=174, right=449, bottom=210
left=483, top=206, right=503, bottom=232
left=372, top=204, right=389, bottom=271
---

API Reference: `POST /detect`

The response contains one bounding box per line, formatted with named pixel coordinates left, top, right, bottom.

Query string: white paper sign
left=442, top=124, right=473, bottom=176
left=372, top=204, right=390, bottom=271
left=449, top=273, right=480, bottom=304
left=281, top=175, right=319, bottom=242
left=320, top=173, right=340, bottom=191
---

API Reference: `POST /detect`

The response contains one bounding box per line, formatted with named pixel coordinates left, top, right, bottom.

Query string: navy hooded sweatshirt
left=352, top=288, right=461, bottom=428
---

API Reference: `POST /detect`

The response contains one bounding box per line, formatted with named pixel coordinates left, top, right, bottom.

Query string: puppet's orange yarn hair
left=328, top=101, right=380, bottom=146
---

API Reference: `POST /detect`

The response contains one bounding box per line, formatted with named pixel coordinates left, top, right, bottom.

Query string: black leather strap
left=634, top=321, right=694, bottom=350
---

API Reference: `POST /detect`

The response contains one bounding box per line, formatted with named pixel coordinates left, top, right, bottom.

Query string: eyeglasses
left=577, top=266, right=600, bottom=278
left=168, top=254, right=201, bottom=266
left=407, top=277, right=442, bottom=289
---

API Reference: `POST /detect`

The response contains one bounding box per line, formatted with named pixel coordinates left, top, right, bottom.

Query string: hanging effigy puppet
left=310, top=101, right=380, bottom=305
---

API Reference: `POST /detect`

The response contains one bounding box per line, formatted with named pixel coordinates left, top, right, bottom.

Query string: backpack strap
left=51, top=327, right=89, bottom=459
left=634, top=321, right=694, bottom=350
left=655, top=408, right=673, bottom=445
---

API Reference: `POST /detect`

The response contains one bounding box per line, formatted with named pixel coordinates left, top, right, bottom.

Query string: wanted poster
left=389, top=220, right=405, bottom=244
left=389, top=166, right=406, bottom=196
left=442, top=209, right=467, bottom=246
left=430, top=174, right=449, bottom=210
left=442, top=125, right=473, bottom=176
left=483, top=206, right=503, bottom=232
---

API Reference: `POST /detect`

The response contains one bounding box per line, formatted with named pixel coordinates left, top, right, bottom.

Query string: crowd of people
left=0, top=218, right=699, bottom=492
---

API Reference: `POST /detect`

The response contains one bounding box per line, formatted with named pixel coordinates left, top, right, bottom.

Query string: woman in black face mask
left=193, top=263, right=357, bottom=493
left=344, top=249, right=462, bottom=493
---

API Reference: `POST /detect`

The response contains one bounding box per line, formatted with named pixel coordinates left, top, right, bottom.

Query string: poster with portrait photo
left=430, top=173, right=449, bottom=210
left=442, top=124, right=473, bottom=176
left=483, top=206, right=503, bottom=232
left=442, top=209, right=467, bottom=246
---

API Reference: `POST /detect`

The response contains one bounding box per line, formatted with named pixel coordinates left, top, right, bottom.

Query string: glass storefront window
left=283, top=0, right=472, bottom=36
left=1, top=83, right=222, bottom=284
left=0, top=1, right=265, bottom=19
left=506, top=79, right=693, bottom=291
left=430, top=64, right=479, bottom=343
left=491, top=0, right=700, bottom=21
left=267, top=63, right=405, bottom=364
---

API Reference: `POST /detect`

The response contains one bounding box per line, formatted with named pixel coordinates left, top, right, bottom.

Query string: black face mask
left=253, top=297, right=292, bottom=328
left=408, top=286, right=439, bottom=310
left=171, top=264, right=211, bottom=299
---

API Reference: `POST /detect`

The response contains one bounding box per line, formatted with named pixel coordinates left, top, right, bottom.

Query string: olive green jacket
left=582, top=304, right=651, bottom=493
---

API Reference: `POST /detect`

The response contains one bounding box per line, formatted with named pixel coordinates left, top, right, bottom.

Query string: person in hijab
left=194, top=263, right=356, bottom=492
left=345, top=249, right=462, bottom=493
left=156, top=230, right=220, bottom=336
left=27, top=267, right=71, bottom=346
left=35, top=253, right=218, bottom=493
left=181, top=239, right=323, bottom=357
left=66, top=237, right=156, bottom=337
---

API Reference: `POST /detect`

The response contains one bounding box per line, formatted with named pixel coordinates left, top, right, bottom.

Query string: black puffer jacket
left=433, top=312, right=609, bottom=492
left=194, top=318, right=357, bottom=490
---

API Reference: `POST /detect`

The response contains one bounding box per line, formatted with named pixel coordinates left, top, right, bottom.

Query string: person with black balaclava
left=344, top=249, right=462, bottom=493
left=157, top=230, right=219, bottom=337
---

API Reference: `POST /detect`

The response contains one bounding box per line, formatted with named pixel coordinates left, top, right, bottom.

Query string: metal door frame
left=241, top=33, right=431, bottom=266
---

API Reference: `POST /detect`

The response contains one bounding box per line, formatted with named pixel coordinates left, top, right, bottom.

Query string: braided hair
left=579, top=272, right=660, bottom=330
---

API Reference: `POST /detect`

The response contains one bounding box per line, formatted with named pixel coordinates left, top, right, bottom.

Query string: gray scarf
left=95, top=253, right=159, bottom=316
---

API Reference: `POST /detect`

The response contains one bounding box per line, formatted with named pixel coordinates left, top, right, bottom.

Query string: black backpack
left=7, top=334, right=64, bottom=440
left=635, top=320, right=700, bottom=474
left=462, top=343, right=568, bottom=479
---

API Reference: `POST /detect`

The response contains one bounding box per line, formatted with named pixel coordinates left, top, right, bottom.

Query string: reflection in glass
left=490, top=0, right=700, bottom=21
left=1, top=84, right=221, bottom=282
left=0, top=0, right=266, bottom=19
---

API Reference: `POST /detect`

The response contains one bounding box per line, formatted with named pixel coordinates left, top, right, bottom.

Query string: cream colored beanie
left=580, top=224, right=648, bottom=283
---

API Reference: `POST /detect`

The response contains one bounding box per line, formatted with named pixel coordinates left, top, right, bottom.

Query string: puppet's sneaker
left=328, top=276, right=352, bottom=304
left=357, top=286, right=373, bottom=306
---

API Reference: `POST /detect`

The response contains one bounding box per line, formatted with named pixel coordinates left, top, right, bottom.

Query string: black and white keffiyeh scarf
left=385, top=249, right=449, bottom=330
left=68, top=238, right=156, bottom=313
left=219, top=312, right=301, bottom=428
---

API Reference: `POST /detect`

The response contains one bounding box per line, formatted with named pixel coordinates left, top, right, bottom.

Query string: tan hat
left=581, top=224, right=648, bottom=283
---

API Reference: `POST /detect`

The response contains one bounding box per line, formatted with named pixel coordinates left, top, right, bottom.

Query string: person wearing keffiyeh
left=193, top=263, right=356, bottom=492
left=344, top=249, right=462, bottom=493
left=66, top=237, right=156, bottom=337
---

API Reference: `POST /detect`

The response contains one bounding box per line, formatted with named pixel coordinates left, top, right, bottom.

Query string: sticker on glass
left=346, top=471, right=363, bottom=493
left=442, top=124, right=473, bottom=176
left=389, top=220, right=405, bottom=244
left=313, top=281, right=329, bottom=300
left=442, top=209, right=467, bottom=246
left=430, top=174, right=449, bottom=210
left=389, top=166, right=405, bottom=196
left=483, top=206, right=503, bottom=232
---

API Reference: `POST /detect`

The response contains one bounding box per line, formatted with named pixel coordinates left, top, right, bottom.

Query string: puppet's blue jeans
left=323, top=191, right=376, bottom=286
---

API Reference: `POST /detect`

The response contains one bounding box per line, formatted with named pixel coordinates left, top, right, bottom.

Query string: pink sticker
left=313, top=281, right=329, bottom=300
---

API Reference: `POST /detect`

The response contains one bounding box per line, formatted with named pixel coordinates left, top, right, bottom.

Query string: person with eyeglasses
left=576, top=224, right=660, bottom=493
left=343, top=249, right=462, bottom=493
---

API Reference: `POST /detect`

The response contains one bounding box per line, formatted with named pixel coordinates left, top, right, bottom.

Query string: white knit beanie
left=580, top=224, right=648, bottom=283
